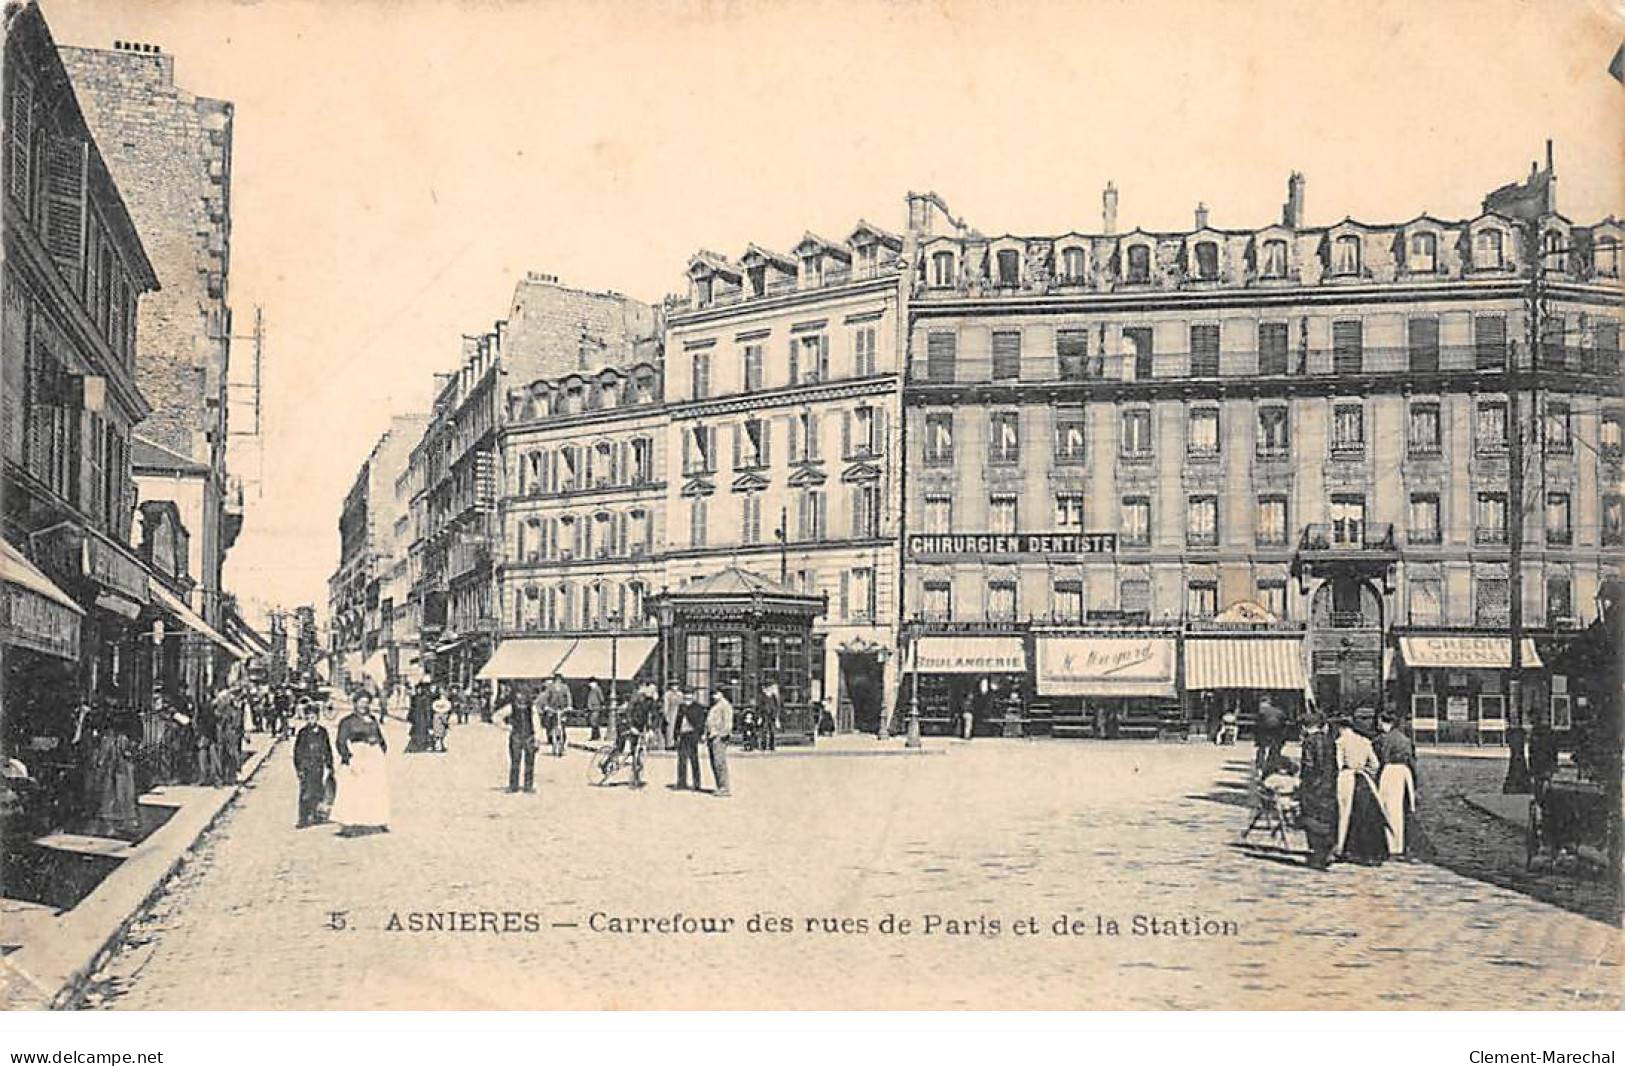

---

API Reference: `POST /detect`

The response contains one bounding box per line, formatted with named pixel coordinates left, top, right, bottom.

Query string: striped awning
left=1185, top=638, right=1306, bottom=691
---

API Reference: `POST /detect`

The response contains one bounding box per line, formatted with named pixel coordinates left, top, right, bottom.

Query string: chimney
left=1194, top=202, right=1209, bottom=230
left=1102, top=182, right=1119, bottom=236
left=1282, top=172, right=1306, bottom=229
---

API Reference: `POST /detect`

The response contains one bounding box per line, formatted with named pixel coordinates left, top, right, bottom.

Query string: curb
left=563, top=740, right=940, bottom=759
left=29, top=735, right=282, bottom=1011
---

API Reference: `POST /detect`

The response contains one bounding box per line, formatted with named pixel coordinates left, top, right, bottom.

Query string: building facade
left=899, top=166, right=1623, bottom=740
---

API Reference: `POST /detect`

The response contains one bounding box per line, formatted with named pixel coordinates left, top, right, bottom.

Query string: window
left=1189, top=324, right=1220, bottom=377
left=991, top=330, right=1022, bottom=381
left=1330, top=494, right=1365, bottom=546
left=1258, top=580, right=1288, bottom=620
left=1121, top=496, right=1151, bottom=547
left=1258, top=322, right=1289, bottom=375
left=851, top=484, right=880, bottom=538
left=988, top=579, right=1018, bottom=622
left=1055, top=493, right=1085, bottom=530
left=689, top=498, right=707, bottom=548
left=1052, top=580, right=1084, bottom=623
left=1257, top=495, right=1288, bottom=547
left=1475, top=399, right=1508, bottom=454
left=1257, top=405, right=1289, bottom=458
left=737, top=418, right=769, bottom=469
left=996, top=248, right=1021, bottom=287
left=1194, top=241, right=1219, bottom=280
left=1331, top=402, right=1364, bottom=454
left=1125, top=244, right=1151, bottom=284
left=684, top=424, right=715, bottom=474
left=1475, top=315, right=1508, bottom=371
left=741, top=494, right=762, bottom=545
left=592, top=441, right=615, bottom=488
left=1121, top=408, right=1152, bottom=458
left=1261, top=239, right=1288, bottom=278
left=1056, top=330, right=1089, bottom=381
left=1597, top=235, right=1621, bottom=279
left=845, top=567, right=876, bottom=621
left=742, top=343, right=764, bottom=391
left=1551, top=674, right=1573, bottom=729
left=1475, top=492, right=1508, bottom=545
left=1602, top=410, right=1624, bottom=458
left=988, top=411, right=1020, bottom=464
left=691, top=351, right=711, bottom=400
left=1060, top=246, right=1086, bottom=281
left=1545, top=492, right=1571, bottom=545
left=794, top=334, right=829, bottom=385
left=628, top=509, right=651, bottom=555
left=1548, top=576, right=1573, bottom=626
left=1123, top=327, right=1154, bottom=379
left=1604, top=494, right=1624, bottom=546
left=1598, top=321, right=1622, bottom=374
left=925, top=331, right=956, bottom=382
left=1120, top=578, right=1150, bottom=616
left=1475, top=577, right=1510, bottom=626
left=1186, top=495, right=1218, bottom=547
left=1408, top=317, right=1440, bottom=372
left=1408, top=493, right=1441, bottom=545
left=1187, top=582, right=1218, bottom=619
left=852, top=326, right=877, bottom=377
left=1544, top=399, right=1571, bottom=453
left=923, top=494, right=952, bottom=534
left=847, top=404, right=884, bottom=457
left=630, top=438, right=653, bottom=484
left=1408, top=402, right=1442, bottom=456
left=684, top=634, right=712, bottom=703
left=1476, top=229, right=1505, bottom=270
left=931, top=251, right=955, bottom=287
left=1332, top=234, right=1361, bottom=275
left=989, top=494, right=1018, bottom=535
left=788, top=410, right=821, bottom=462
left=1187, top=407, right=1219, bottom=457
left=592, top=511, right=614, bottom=558
left=1332, top=319, right=1363, bottom=374
left=796, top=489, right=826, bottom=540
left=1408, top=231, right=1438, bottom=273
left=923, top=411, right=953, bottom=464
left=1055, top=408, right=1086, bottom=463
left=1410, top=578, right=1443, bottom=626
left=923, top=580, right=953, bottom=622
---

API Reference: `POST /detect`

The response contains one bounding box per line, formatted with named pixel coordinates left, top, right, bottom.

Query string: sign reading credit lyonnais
left=909, top=532, right=1117, bottom=557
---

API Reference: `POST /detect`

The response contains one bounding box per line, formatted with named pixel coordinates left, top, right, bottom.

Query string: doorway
left=839, top=651, right=883, bottom=734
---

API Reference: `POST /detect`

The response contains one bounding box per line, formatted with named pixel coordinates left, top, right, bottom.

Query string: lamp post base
left=905, top=713, right=921, bottom=749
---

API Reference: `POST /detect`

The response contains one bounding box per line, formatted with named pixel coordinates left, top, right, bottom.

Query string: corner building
left=901, top=166, right=1623, bottom=741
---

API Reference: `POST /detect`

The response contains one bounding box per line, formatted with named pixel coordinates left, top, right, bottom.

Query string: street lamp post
left=607, top=607, right=621, bottom=739
left=903, top=630, right=921, bottom=748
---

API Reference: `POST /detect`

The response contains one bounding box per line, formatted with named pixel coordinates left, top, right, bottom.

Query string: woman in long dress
left=331, top=694, right=390, bottom=836
left=1334, top=717, right=1389, bottom=865
left=1374, top=709, right=1418, bottom=858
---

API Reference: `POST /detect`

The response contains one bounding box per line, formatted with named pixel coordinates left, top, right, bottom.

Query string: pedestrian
left=662, top=682, right=684, bottom=749
left=430, top=692, right=451, bottom=753
left=332, top=694, right=390, bottom=836
left=272, top=685, right=292, bottom=738
left=759, top=682, right=782, bottom=752
left=1297, top=709, right=1337, bottom=871
left=1334, top=716, right=1388, bottom=865
left=86, top=711, right=140, bottom=838
left=1374, top=709, right=1418, bottom=858
left=1528, top=714, right=1559, bottom=797
left=194, top=690, right=220, bottom=786
left=672, top=689, right=705, bottom=791
left=642, top=683, right=665, bottom=752
left=458, top=685, right=473, bottom=726
left=705, top=688, right=734, bottom=798
left=431, top=687, right=452, bottom=743
left=587, top=678, right=605, bottom=741
left=1254, top=697, right=1287, bottom=777
left=293, top=700, right=334, bottom=828
left=959, top=693, right=975, bottom=741
left=543, top=673, right=572, bottom=755
left=500, top=690, right=538, bottom=793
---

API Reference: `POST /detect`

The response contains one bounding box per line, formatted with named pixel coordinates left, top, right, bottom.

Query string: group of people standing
left=1292, top=708, right=1419, bottom=871
left=291, top=690, right=391, bottom=837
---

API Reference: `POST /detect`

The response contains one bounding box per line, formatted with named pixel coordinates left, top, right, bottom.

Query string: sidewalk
left=1462, top=790, right=1610, bottom=868
left=571, top=732, right=944, bottom=758
left=1, top=734, right=282, bottom=1010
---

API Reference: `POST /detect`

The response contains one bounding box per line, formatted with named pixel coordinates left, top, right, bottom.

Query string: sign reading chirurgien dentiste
left=908, top=532, right=1118, bottom=557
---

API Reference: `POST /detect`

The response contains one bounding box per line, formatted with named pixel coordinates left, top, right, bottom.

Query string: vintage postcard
left=1, top=0, right=1621, bottom=1015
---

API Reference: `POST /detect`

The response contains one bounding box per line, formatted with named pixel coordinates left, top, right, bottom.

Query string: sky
left=38, top=0, right=1625, bottom=625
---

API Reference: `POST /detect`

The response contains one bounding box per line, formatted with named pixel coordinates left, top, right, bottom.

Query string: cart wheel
left=586, top=745, right=616, bottom=785
left=1525, top=798, right=1542, bottom=870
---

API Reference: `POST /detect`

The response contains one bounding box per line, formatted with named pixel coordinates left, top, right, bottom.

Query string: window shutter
left=788, top=336, right=799, bottom=385
left=819, top=335, right=830, bottom=380
left=786, top=414, right=800, bottom=462
left=760, top=420, right=772, bottom=465
left=43, top=135, right=88, bottom=290
left=682, top=428, right=693, bottom=471
left=842, top=411, right=852, bottom=458
left=732, top=423, right=742, bottom=469
left=706, top=427, right=717, bottom=470
left=873, top=407, right=888, bottom=454
left=8, top=75, right=36, bottom=213
left=807, top=413, right=820, bottom=459
left=839, top=569, right=850, bottom=620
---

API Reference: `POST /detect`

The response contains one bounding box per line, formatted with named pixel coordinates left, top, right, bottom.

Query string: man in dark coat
left=292, top=701, right=334, bottom=827
left=759, top=682, right=783, bottom=752
left=1528, top=716, right=1559, bottom=796
left=1297, top=709, right=1338, bottom=870
left=672, top=690, right=706, bottom=791
left=501, top=693, right=538, bottom=793
left=1254, top=697, right=1287, bottom=778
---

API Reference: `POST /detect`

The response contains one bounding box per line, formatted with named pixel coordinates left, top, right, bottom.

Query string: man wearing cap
left=293, top=701, right=334, bottom=828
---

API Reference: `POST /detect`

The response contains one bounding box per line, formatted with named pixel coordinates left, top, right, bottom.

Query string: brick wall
left=501, top=275, right=659, bottom=384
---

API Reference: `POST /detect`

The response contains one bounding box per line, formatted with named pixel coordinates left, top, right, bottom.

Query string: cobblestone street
left=80, top=720, right=1621, bottom=1010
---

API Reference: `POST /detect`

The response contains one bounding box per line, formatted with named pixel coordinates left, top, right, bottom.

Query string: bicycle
left=587, top=729, right=645, bottom=788
left=545, top=712, right=567, bottom=758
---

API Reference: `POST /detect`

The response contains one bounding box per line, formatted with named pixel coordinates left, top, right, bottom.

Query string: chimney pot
left=1195, top=202, right=1209, bottom=230
left=1283, top=171, right=1306, bottom=229
left=1102, top=182, right=1119, bottom=236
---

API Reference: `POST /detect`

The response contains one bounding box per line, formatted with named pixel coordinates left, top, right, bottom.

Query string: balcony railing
left=905, top=345, right=1623, bottom=386
left=673, top=263, right=891, bottom=314
left=1297, top=522, right=1397, bottom=553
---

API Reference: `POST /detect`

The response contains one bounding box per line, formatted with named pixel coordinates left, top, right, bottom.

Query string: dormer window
left=1595, top=235, right=1620, bottom=278
left=694, top=275, right=713, bottom=305
left=1476, top=229, right=1505, bottom=270
left=801, top=254, right=821, bottom=286
left=1541, top=229, right=1565, bottom=270
left=1060, top=246, right=1085, bottom=282
left=1260, top=239, right=1287, bottom=279
left=747, top=265, right=766, bottom=296
left=931, top=251, right=955, bottom=286
left=995, top=249, right=1021, bottom=287
left=857, top=243, right=878, bottom=276
left=1332, top=234, right=1361, bottom=276
left=1193, top=241, right=1219, bottom=280
left=1408, top=232, right=1438, bottom=273
left=1125, top=244, right=1151, bottom=284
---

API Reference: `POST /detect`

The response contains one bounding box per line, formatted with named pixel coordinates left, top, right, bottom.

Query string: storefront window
left=782, top=635, right=806, bottom=707
left=684, top=634, right=711, bottom=702
left=714, top=635, right=744, bottom=707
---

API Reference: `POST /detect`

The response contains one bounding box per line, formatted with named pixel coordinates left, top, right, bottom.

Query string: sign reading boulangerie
left=1036, top=636, right=1177, bottom=697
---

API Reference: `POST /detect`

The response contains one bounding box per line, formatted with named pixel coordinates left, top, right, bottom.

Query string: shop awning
left=1185, top=638, right=1307, bottom=691
left=1, top=537, right=83, bottom=660
left=149, top=581, right=244, bottom=659
left=476, top=637, right=576, bottom=680
left=554, top=635, right=658, bottom=682
left=909, top=635, right=1025, bottom=674
left=1399, top=636, right=1543, bottom=670
left=1036, top=635, right=1177, bottom=698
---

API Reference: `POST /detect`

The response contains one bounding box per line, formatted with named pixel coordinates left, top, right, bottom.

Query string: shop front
left=1396, top=631, right=1545, bottom=744
left=901, top=631, right=1026, bottom=737
left=1183, top=633, right=1308, bottom=739
left=1033, top=629, right=1180, bottom=739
